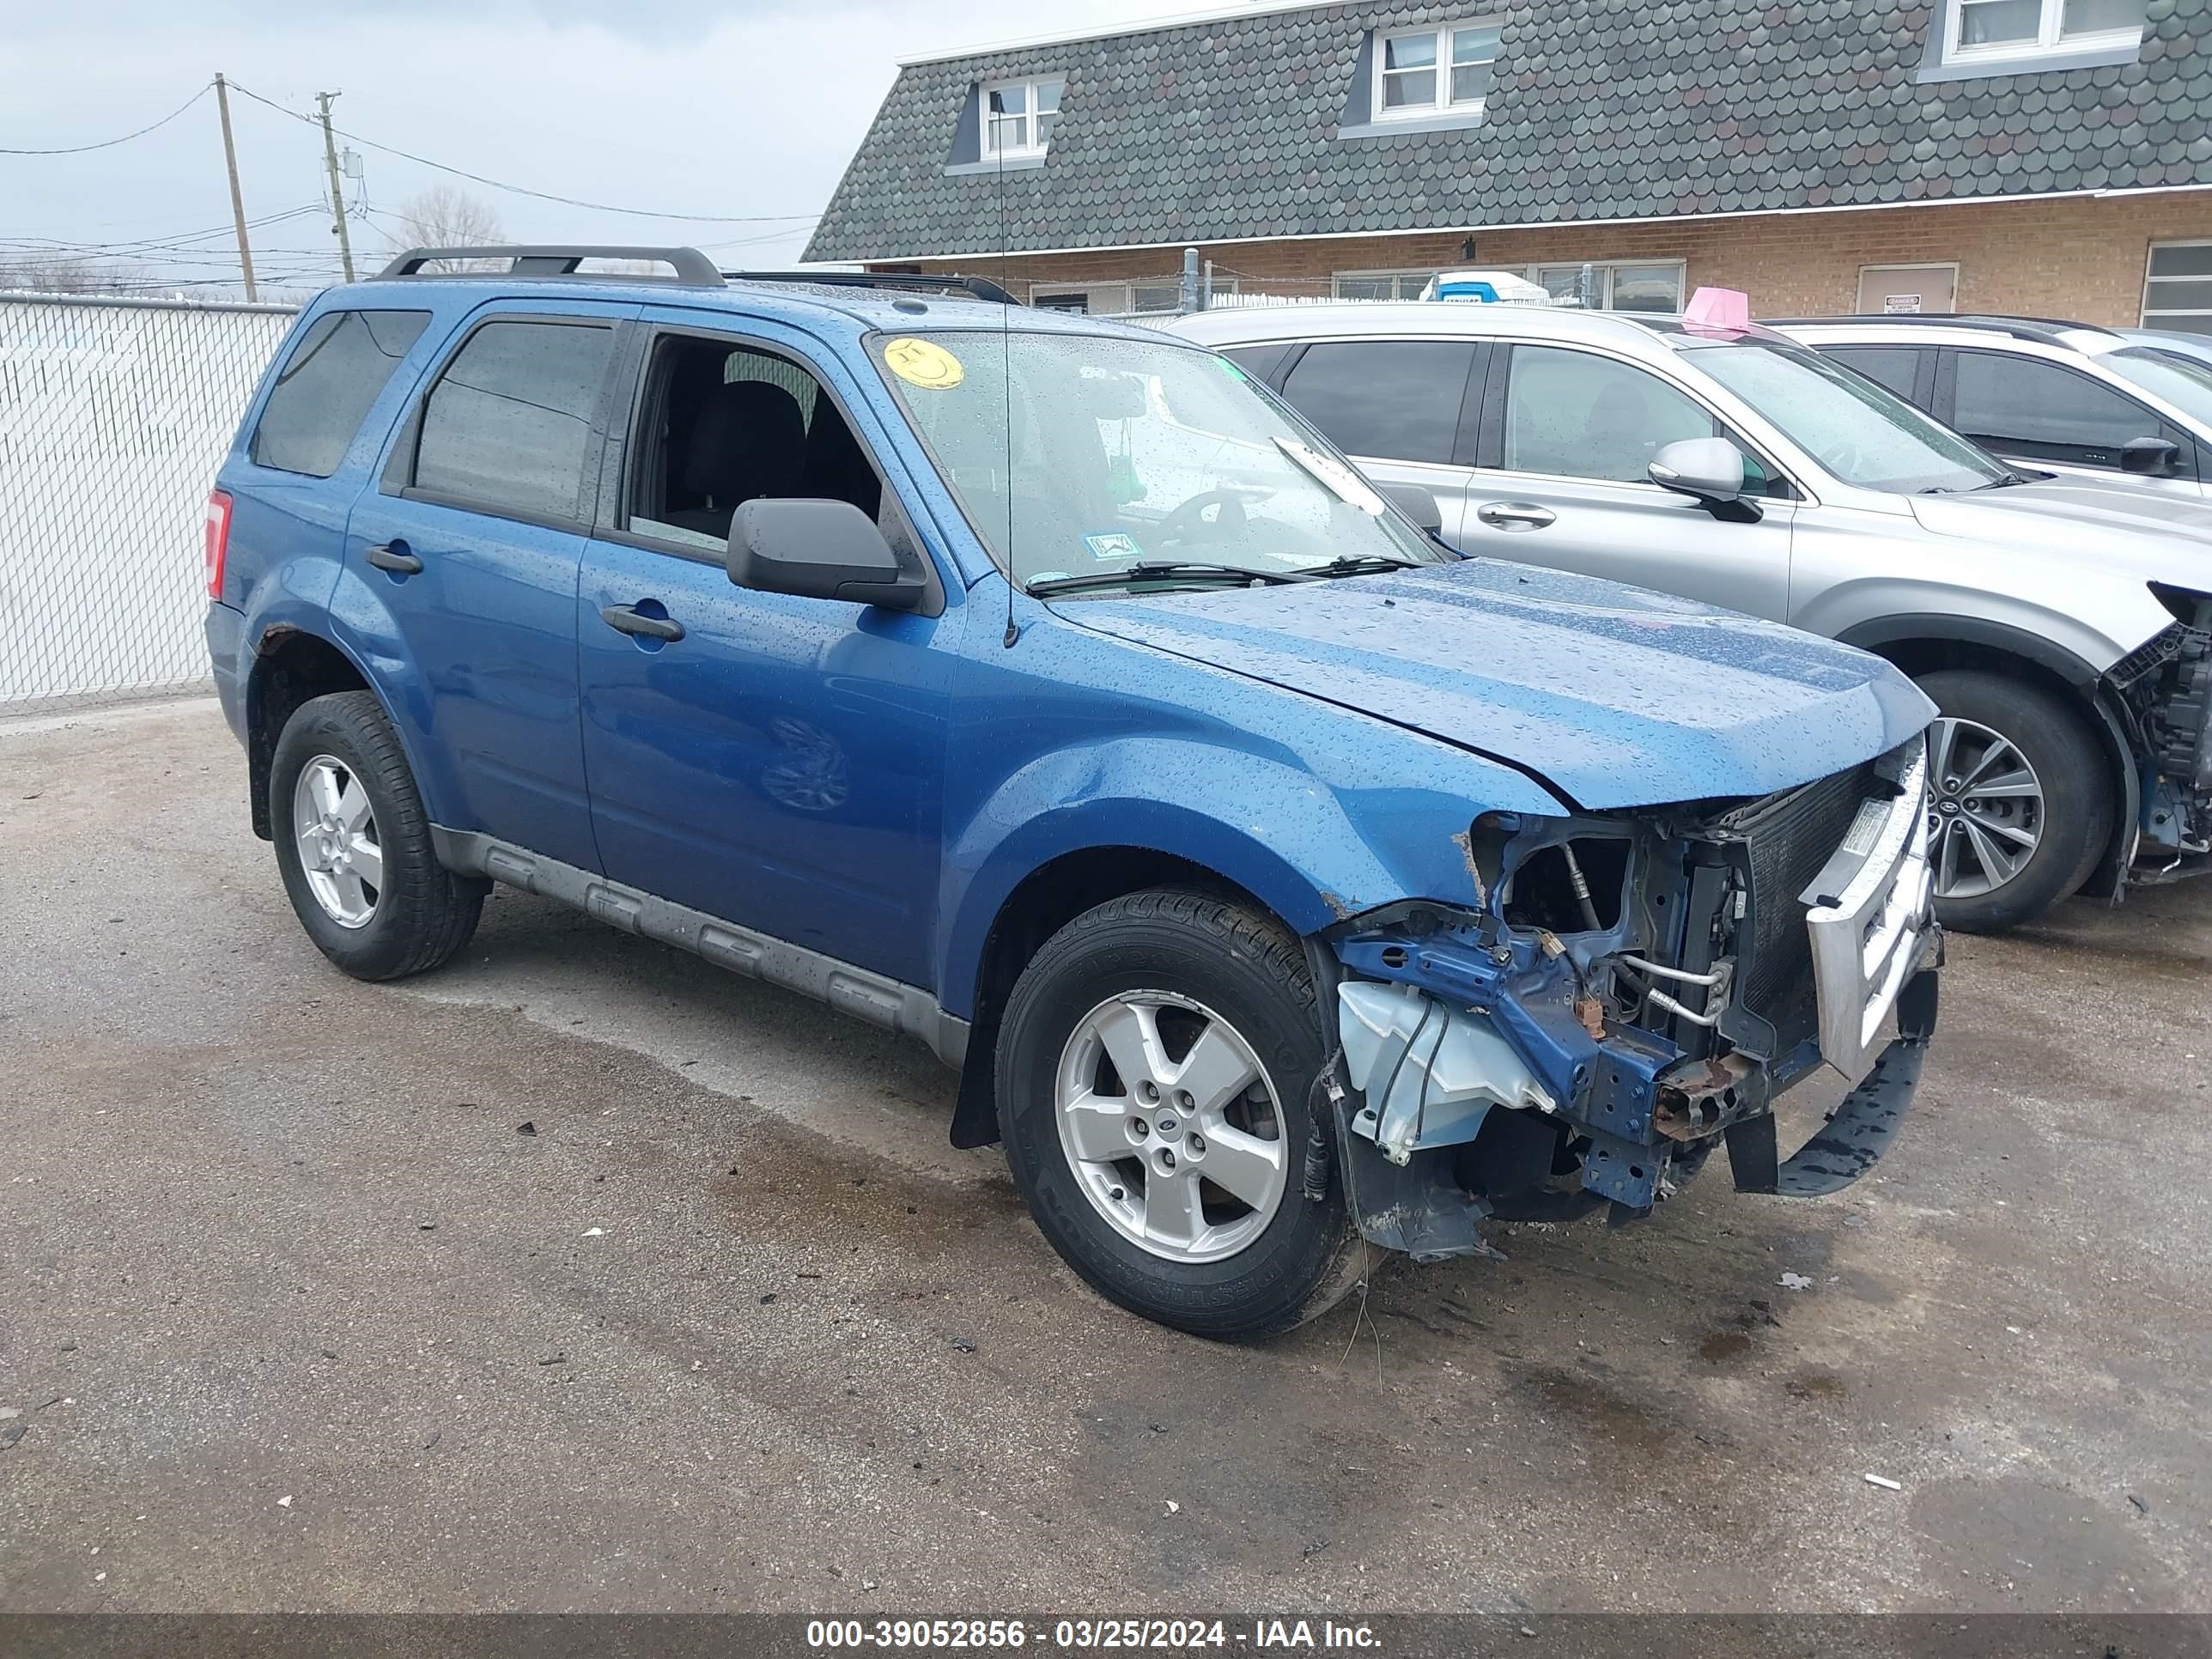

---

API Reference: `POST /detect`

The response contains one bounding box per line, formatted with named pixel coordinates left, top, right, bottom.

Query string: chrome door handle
left=1475, top=501, right=1557, bottom=531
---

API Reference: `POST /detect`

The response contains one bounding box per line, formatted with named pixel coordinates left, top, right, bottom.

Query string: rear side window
left=1823, top=345, right=1923, bottom=404
left=412, top=319, right=617, bottom=521
left=1952, top=350, right=2163, bottom=468
left=251, top=309, right=430, bottom=477
left=1278, top=340, right=1475, bottom=465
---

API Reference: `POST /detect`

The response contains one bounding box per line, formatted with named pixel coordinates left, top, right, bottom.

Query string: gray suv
left=1169, top=301, right=2212, bottom=931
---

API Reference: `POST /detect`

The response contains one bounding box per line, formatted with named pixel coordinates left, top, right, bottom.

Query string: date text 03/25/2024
left=805, top=1619, right=1382, bottom=1650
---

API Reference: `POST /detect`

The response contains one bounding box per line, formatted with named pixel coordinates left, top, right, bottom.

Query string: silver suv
left=1772, top=314, right=2212, bottom=501
left=1168, top=301, right=2212, bottom=931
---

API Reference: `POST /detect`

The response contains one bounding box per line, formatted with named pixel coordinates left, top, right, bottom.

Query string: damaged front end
left=1322, top=735, right=1942, bottom=1261
left=2109, top=587, right=2212, bottom=887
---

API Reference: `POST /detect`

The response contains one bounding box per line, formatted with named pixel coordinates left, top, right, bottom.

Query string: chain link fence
left=1, top=292, right=299, bottom=714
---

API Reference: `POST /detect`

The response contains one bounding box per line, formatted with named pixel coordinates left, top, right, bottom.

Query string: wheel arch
left=946, top=842, right=1310, bottom=1151
left=1838, top=615, right=2139, bottom=895
left=244, top=627, right=393, bottom=842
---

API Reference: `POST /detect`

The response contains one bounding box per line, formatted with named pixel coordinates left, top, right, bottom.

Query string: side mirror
left=2120, top=436, right=2183, bottom=477
left=727, top=498, right=924, bottom=611
left=1376, top=481, right=1443, bottom=536
left=1649, top=437, right=1750, bottom=503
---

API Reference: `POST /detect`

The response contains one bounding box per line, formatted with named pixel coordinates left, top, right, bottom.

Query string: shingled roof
left=804, top=0, right=2211, bottom=263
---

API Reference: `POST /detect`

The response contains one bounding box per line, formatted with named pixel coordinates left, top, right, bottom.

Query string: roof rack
left=721, top=270, right=1024, bottom=307
left=375, top=246, right=725, bottom=287
left=1759, top=312, right=2114, bottom=345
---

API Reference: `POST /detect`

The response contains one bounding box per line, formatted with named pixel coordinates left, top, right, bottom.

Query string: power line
left=0, top=206, right=326, bottom=258
left=0, top=85, right=210, bottom=155
left=227, top=81, right=822, bottom=226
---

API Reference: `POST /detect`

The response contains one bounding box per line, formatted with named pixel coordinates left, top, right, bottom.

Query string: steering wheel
left=1154, top=489, right=1249, bottom=547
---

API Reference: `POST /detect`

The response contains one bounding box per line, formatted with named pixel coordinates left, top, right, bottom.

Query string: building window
left=1374, top=23, right=1499, bottom=121
left=981, top=78, right=1062, bottom=161
left=1528, top=262, right=1685, bottom=313
left=1943, top=0, right=2141, bottom=61
left=2143, top=241, right=2212, bottom=337
left=1334, top=270, right=1440, bottom=301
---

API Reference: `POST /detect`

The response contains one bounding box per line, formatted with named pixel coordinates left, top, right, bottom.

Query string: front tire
left=995, top=888, right=1363, bottom=1340
left=270, top=690, right=483, bottom=981
left=1917, top=669, right=2111, bottom=933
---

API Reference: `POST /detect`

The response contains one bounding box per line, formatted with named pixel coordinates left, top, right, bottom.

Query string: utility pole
left=212, top=73, right=258, bottom=301
left=314, top=91, right=356, bottom=283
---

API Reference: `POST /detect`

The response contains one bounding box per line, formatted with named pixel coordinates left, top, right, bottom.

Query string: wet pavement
left=2, top=698, right=2207, bottom=1613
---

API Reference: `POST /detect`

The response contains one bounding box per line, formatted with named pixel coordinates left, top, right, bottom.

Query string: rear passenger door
left=1460, top=343, right=1796, bottom=620
left=1264, top=339, right=1483, bottom=541
left=1939, top=347, right=2199, bottom=496
left=336, top=302, right=635, bottom=872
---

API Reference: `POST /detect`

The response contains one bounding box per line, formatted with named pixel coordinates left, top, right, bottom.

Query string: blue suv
left=205, top=246, right=1942, bottom=1338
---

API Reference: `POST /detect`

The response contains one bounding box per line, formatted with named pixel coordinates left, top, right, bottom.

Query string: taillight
left=204, top=489, right=233, bottom=600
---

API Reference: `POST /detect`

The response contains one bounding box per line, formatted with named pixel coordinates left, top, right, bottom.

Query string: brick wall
left=888, top=191, right=2212, bottom=325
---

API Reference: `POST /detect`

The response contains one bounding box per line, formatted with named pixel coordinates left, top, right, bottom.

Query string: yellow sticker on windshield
left=884, top=337, right=965, bottom=391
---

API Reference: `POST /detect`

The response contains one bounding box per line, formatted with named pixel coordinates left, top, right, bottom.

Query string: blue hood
left=1060, top=558, right=1934, bottom=811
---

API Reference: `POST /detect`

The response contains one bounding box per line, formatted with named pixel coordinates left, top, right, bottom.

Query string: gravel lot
left=3, top=698, right=2208, bottom=1614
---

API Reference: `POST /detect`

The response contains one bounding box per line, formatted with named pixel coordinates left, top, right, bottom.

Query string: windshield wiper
left=1291, top=553, right=1423, bottom=578
left=1025, top=562, right=1310, bottom=598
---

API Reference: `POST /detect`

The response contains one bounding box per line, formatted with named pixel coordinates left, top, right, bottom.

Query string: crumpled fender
left=934, top=731, right=1564, bottom=1022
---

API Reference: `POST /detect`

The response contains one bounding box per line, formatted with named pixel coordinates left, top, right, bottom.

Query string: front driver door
left=575, top=315, right=956, bottom=990
left=1942, top=348, right=2203, bottom=501
left=1458, top=342, right=1796, bottom=622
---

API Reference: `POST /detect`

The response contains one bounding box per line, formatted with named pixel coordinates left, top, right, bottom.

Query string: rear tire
left=270, top=690, right=483, bottom=981
left=995, top=888, right=1364, bottom=1340
left=1916, top=669, right=2111, bottom=933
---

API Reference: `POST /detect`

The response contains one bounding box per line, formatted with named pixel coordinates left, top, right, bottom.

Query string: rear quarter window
left=1216, top=343, right=1293, bottom=386
left=251, top=309, right=431, bottom=477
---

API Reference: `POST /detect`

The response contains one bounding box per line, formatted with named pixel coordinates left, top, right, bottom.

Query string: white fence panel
left=0, top=294, right=298, bottom=711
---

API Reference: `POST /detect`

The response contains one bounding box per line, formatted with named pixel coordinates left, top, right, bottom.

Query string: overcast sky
left=3, top=0, right=1181, bottom=298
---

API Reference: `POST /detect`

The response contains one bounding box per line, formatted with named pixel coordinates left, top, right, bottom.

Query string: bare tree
left=0, top=256, right=154, bottom=295
left=387, top=186, right=507, bottom=269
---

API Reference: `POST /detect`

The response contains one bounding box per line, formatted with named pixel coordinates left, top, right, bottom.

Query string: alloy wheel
left=1927, top=716, right=2043, bottom=900
left=1053, top=990, right=1289, bottom=1264
left=291, top=755, right=383, bottom=929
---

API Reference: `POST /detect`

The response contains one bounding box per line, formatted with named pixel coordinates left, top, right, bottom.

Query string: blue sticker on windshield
left=1084, top=532, right=1142, bottom=561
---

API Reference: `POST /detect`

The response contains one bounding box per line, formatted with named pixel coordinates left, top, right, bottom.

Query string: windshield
left=2105, top=347, right=2212, bottom=429
left=868, top=328, right=1442, bottom=592
left=1683, top=337, right=2014, bottom=495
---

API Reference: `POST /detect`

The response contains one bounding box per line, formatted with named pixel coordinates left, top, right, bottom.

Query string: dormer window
left=1943, top=0, right=2141, bottom=61
left=1375, top=22, right=1499, bottom=121
left=982, top=77, right=1062, bottom=161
